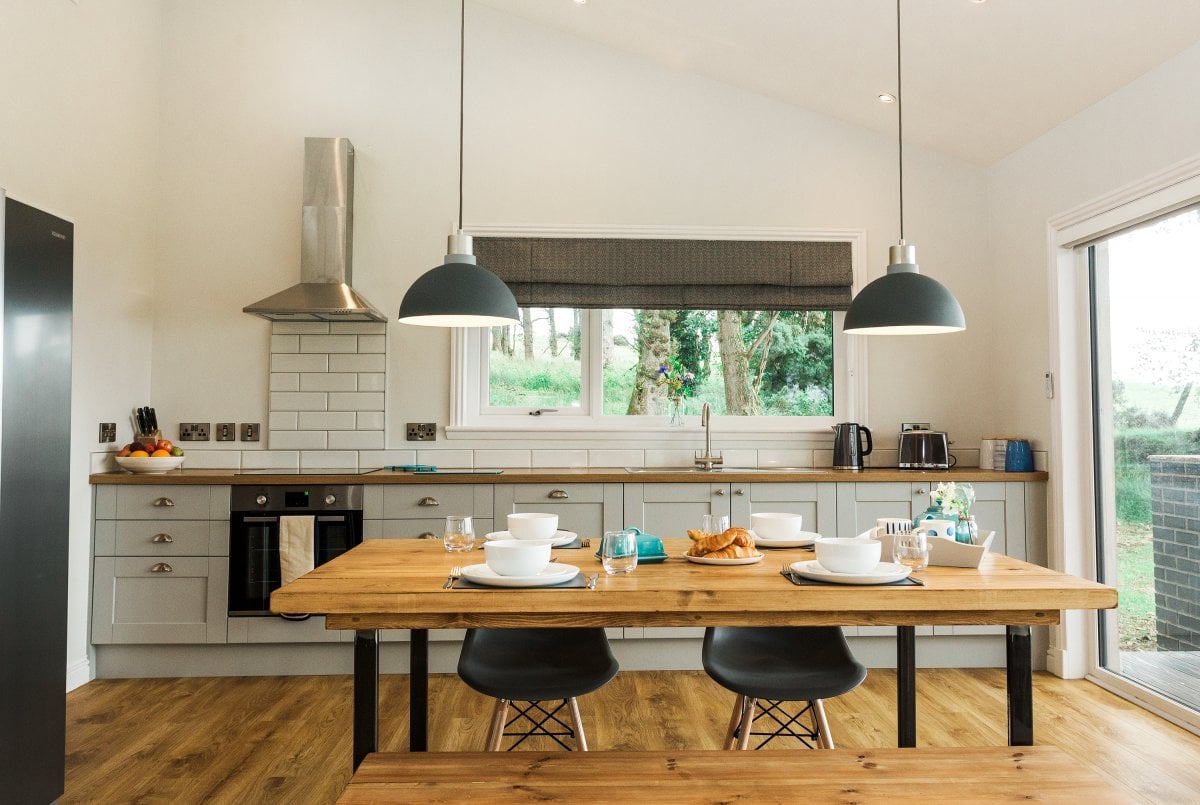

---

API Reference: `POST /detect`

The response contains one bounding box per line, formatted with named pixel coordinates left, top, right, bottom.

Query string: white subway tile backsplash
left=241, top=451, right=300, bottom=470
left=269, top=411, right=298, bottom=431
left=299, top=334, right=358, bottom=353
left=474, top=449, right=532, bottom=469
left=298, top=411, right=357, bottom=430
left=272, top=322, right=329, bottom=335
left=813, top=448, right=834, bottom=468
left=645, top=449, right=697, bottom=467
left=357, top=373, right=385, bottom=392
left=358, top=450, right=416, bottom=468
left=587, top=449, right=644, bottom=468
left=270, top=430, right=328, bottom=450
left=531, top=449, right=588, bottom=468
left=758, top=449, right=814, bottom=468
left=181, top=450, right=242, bottom=469
left=300, top=372, right=357, bottom=392
left=721, top=449, right=757, bottom=468
left=328, top=430, right=385, bottom=450
left=270, top=392, right=328, bottom=411
left=270, top=334, right=299, bottom=353
left=328, top=392, right=384, bottom=411
left=271, top=353, right=328, bottom=373
left=416, top=449, right=473, bottom=468
left=299, top=451, right=359, bottom=469
left=356, top=411, right=385, bottom=430
left=329, top=354, right=385, bottom=372
left=357, top=335, right=386, bottom=353
left=331, top=322, right=385, bottom=335
left=270, top=373, right=299, bottom=391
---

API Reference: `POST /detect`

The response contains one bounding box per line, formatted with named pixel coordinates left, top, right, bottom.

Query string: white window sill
left=445, top=423, right=839, bottom=442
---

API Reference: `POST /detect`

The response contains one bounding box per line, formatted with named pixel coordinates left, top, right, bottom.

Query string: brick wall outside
left=267, top=321, right=386, bottom=451
left=1149, top=454, right=1200, bottom=651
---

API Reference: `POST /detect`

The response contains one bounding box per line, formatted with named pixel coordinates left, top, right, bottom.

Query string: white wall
left=148, top=0, right=996, bottom=462
left=0, top=0, right=162, bottom=688
left=987, top=40, right=1200, bottom=449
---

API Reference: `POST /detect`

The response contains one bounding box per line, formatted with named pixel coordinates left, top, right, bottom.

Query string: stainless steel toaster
left=898, top=430, right=955, bottom=469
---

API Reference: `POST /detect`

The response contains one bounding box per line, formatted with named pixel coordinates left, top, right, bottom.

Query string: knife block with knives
left=134, top=406, right=161, bottom=442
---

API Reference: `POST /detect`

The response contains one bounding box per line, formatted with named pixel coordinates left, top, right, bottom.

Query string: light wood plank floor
left=63, top=669, right=1200, bottom=804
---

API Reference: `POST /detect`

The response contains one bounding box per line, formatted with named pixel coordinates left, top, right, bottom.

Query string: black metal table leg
left=410, top=628, right=429, bottom=752
left=353, top=629, right=379, bottom=769
left=897, top=625, right=917, bottom=747
left=1006, top=625, right=1034, bottom=746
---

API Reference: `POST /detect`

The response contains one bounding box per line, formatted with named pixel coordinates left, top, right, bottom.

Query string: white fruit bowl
left=115, top=455, right=185, bottom=474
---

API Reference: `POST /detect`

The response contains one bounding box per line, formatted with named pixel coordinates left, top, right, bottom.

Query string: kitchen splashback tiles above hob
left=267, top=321, right=386, bottom=452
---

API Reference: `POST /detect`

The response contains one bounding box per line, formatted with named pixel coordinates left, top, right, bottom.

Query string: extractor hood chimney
left=243, top=137, right=386, bottom=322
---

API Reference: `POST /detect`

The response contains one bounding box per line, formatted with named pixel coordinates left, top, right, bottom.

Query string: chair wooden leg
left=811, top=699, right=835, bottom=749
left=567, top=697, right=588, bottom=751
left=737, top=698, right=757, bottom=750
left=723, top=695, right=746, bottom=750
left=486, top=699, right=509, bottom=751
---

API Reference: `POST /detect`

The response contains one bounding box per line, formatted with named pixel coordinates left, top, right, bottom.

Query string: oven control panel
left=230, top=485, right=364, bottom=513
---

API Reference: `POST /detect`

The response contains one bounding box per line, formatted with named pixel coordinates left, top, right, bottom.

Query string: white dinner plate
left=789, top=559, right=912, bottom=585
left=459, top=563, right=581, bottom=588
left=484, top=530, right=578, bottom=547
left=750, top=529, right=820, bottom=549
left=682, top=553, right=765, bottom=566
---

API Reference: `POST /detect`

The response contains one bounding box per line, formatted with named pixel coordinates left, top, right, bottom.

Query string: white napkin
left=279, top=515, right=316, bottom=585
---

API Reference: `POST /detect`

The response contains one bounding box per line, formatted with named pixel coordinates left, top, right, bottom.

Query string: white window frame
left=449, top=224, right=867, bottom=439
left=1048, top=153, right=1200, bottom=739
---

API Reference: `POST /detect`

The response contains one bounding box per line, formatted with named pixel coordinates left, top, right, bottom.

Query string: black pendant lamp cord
left=457, top=0, right=466, bottom=232
left=896, top=0, right=904, bottom=244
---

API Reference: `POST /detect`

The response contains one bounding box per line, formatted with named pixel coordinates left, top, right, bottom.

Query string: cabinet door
left=494, top=484, right=622, bottom=538
left=747, top=483, right=837, bottom=536
left=112, top=485, right=224, bottom=521
left=226, top=615, right=346, bottom=643
left=624, top=483, right=732, bottom=537
left=92, top=556, right=227, bottom=644
left=366, top=519, right=495, bottom=540
left=94, top=520, right=226, bottom=557
left=834, top=483, right=915, bottom=537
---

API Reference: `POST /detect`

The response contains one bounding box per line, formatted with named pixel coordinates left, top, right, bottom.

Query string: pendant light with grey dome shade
left=397, top=0, right=520, bottom=328
left=843, top=0, right=965, bottom=335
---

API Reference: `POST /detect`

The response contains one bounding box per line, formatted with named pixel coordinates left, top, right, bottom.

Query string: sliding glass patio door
left=1089, top=204, right=1200, bottom=728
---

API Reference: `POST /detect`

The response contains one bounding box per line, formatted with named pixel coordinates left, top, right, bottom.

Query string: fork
left=443, top=566, right=462, bottom=589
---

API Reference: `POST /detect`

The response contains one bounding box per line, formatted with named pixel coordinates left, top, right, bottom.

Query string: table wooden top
left=271, top=538, right=1117, bottom=631
left=337, top=747, right=1135, bottom=804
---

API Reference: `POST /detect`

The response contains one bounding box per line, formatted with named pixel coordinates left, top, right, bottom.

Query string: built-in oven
left=228, top=484, right=364, bottom=616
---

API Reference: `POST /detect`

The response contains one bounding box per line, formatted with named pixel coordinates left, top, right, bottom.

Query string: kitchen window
left=450, top=227, right=865, bottom=434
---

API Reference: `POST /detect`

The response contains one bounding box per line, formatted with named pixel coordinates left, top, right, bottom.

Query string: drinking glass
left=701, top=513, right=730, bottom=534
left=443, top=515, right=475, bottom=552
left=601, top=529, right=638, bottom=575
left=892, top=529, right=929, bottom=572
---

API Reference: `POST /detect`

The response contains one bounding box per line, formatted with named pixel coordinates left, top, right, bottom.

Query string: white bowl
left=507, top=512, right=559, bottom=540
left=751, top=512, right=804, bottom=539
left=815, top=537, right=881, bottom=575
left=483, top=538, right=553, bottom=576
left=115, top=455, right=185, bottom=474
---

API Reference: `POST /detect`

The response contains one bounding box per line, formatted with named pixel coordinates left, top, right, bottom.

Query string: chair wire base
left=729, top=697, right=826, bottom=750
left=493, top=699, right=582, bottom=751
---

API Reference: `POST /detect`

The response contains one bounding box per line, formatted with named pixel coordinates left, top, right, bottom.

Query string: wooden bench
left=337, top=746, right=1135, bottom=803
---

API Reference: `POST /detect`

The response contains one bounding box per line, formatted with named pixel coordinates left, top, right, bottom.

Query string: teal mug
left=1005, top=439, right=1033, bottom=472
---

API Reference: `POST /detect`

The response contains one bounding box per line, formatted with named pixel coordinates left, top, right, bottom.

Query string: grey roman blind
left=473, top=237, right=853, bottom=311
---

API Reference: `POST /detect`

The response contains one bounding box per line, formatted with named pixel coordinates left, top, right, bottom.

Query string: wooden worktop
left=89, top=466, right=1046, bottom=485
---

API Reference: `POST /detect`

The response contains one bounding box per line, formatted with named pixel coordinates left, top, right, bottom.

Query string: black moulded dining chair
left=702, top=626, right=867, bottom=750
left=457, top=627, right=619, bottom=751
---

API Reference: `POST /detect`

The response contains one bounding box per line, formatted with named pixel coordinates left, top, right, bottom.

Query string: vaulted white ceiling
left=478, top=0, right=1200, bottom=165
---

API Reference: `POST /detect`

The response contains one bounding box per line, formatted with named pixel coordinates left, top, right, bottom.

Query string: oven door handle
left=316, top=515, right=347, bottom=523
left=239, top=516, right=279, bottom=524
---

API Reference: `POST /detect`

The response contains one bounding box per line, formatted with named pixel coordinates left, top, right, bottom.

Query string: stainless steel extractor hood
left=243, top=137, right=386, bottom=322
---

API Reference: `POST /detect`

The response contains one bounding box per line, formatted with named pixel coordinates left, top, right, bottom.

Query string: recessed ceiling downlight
left=878, top=93, right=896, bottom=103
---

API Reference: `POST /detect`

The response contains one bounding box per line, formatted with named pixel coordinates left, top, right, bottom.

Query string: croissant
left=704, top=543, right=758, bottom=559
left=687, top=530, right=736, bottom=556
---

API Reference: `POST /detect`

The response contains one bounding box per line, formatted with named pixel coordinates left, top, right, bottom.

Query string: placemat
left=452, top=574, right=589, bottom=590
left=779, top=570, right=923, bottom=587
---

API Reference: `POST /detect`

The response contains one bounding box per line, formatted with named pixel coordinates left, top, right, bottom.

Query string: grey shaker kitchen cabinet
left=91, top=485, right=231, bottom=645
left=494, top=482, right=622, bottom=538
left=622, top=482, right=748, bottom=538
left=364, top=483, right=494, bottom=539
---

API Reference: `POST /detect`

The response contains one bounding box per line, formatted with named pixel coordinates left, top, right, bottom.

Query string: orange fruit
left=130, top=450, right=150, bottom=457
left=151, top=449, right=171, bottom=457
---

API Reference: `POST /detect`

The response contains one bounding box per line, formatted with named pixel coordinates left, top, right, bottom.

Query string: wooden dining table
left=271, top=537, right=1117, bottom=770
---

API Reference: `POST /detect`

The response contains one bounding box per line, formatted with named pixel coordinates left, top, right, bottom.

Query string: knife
left=148, top=407, right=158, bottom=433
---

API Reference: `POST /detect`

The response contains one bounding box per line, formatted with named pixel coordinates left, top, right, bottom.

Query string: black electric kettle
left=832, top=422, right=873, bottom=470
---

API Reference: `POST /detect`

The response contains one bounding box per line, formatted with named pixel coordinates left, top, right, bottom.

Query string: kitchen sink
left=623, top=466, right=822, bottom=474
